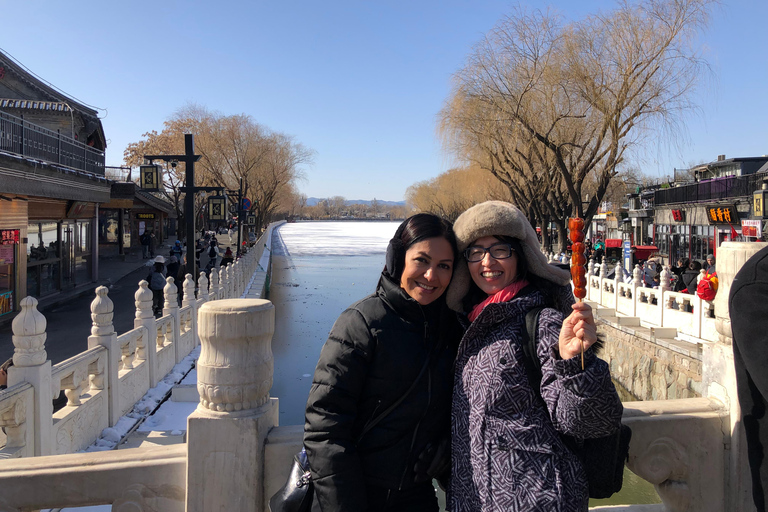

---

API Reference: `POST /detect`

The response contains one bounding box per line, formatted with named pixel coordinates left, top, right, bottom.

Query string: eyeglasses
left=464, top=243, right=515, bottom=263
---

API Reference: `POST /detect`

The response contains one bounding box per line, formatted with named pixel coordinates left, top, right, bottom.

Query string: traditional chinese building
left=651, top=155, right=768, bottom=264
left=0, top=50, right=108, bottom=320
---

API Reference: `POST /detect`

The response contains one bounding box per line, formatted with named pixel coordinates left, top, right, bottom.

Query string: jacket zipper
left=398, top=320, right=433, bottom=490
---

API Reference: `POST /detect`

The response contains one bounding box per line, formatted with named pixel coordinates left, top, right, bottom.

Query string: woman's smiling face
left=467, top=236, right=518, bottom=295
left=399, top=237, right=454, bottom=305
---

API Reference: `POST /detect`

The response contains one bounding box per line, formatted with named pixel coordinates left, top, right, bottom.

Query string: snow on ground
left=275, top=221, right=398, bottom=256
left=137, top=400, right=197, bottom=432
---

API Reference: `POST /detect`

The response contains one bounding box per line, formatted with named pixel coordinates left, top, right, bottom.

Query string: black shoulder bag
left=521, top=307, right=631, bottom=500
left=269, top=351, right=433, bottom=512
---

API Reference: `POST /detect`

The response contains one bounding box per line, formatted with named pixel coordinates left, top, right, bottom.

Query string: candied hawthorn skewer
left=568, top=217, right=587, bottom=369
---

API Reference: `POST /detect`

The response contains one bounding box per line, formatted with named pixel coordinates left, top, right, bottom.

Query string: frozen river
left=268, top=221, right=400, bottom=426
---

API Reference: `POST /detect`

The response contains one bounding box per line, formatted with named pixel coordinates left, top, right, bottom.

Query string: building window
left=27, top=221, right=61, bottom=297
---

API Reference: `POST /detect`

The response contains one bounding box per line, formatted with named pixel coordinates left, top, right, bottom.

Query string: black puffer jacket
left=304, top=272, right=461, bottom=511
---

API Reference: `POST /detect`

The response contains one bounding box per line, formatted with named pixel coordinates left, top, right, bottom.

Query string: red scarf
left=468, top=279, right=530, bottom=322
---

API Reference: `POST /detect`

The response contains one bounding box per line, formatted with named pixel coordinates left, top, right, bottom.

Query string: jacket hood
left=446, top=201, right=571, bottom=312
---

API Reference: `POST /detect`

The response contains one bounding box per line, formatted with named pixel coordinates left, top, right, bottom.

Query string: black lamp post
left=142, top=134, right=222, bottom=283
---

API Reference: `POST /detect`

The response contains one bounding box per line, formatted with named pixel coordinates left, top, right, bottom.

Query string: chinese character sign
left=0, top=230, right=19, bottom=245
left=705, top=204, right=738, bottom=225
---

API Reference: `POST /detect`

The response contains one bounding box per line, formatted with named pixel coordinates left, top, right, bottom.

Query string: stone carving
left=630, top=437, right=690, bottom=512
left=111, top=482, right=184, bottom=512
left=183, top=274, right=195, bottom=307
left=12, top=296, right=47, bottom=367
left=198, top=272, right=209, bottom=301
left=91, top=286, right=115, bottom=339
left=61, top=367, right=87, bottom=406
left=210, top=268, right=220, bottom=300
left=196, top=299, right=275, bottom=413
left=632, top=264, right=642, bottom=287
left=163, top=277, right=178, bottom=312
left=0, top=396, right=27, bottom=448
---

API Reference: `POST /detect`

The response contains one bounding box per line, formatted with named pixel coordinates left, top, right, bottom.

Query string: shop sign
left=742, top=219, right=762, bottom=238
left=671, top=209, right=685, bottom=222
left=705, top=204, right=738, bottom=225
left=136, top=213, right=156, bottom=220
left=0, top=229, right=19, bottom=245
left=754, top=190, right=767, bottom=219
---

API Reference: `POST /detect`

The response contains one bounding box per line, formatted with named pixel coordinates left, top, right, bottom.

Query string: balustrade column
left=182, top=274, right=198, bottom=347
left=163, top=277, right=182, bottom=363
left=708, top=241, right=768, bottom=511
left=198, top=272, right=210, bottom=302
left=210, top=268, right=220, bottom=300
left=186, top=299, right=276, bottom=512
left=87, top=286, right=121, bottom=427
left=9, top=297, right=53, bottom=456
left=134, top=281, right=159, bottom=387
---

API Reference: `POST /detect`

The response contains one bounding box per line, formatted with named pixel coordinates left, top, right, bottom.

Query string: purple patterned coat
left=449, top=290, right=623, bottom=512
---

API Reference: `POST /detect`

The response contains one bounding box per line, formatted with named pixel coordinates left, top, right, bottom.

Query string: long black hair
left=385, top=213, right=457, bottom=281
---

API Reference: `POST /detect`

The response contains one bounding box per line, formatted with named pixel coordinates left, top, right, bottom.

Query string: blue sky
left=1, top=0, right=765, bottom=202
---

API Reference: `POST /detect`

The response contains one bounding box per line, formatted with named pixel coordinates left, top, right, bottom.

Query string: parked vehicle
left=604, top=239, right=659, bottom=266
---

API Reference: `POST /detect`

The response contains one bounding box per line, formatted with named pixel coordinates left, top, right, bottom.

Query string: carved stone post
left=182, top=274, right=198, bottom=347
left=187, top=299, right=277, bottom=512
left=706, top=241, right=768, bottom=511
left=587, top=257, right=595, bottom=277
left=210, top=268, right=220, bottom=301
left=198, top=272, right=209, bottom=302
left=9, top=296, right=53, bottom=456
left=134, top=280, right=159, bottom=387
left=87, top=286, right=121, bottom=428
left=219, top=268, right=229, bottom=300
left=632, top=264, right=642, bottom=289
left=599, top=260, right=608, bottom=279
left=162, top=277, right=182, bottom=364
left=659, top=265, right=671, bottom=292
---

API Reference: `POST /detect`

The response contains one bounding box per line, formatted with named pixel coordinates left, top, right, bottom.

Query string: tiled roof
left=0, top=98, right=72, bottom=112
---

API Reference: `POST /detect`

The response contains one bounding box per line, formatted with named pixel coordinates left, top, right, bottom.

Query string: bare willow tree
left=124, top=104, right=313, bottom=232
left=440, top=0, right=713, bottom=242
left=406, top=165, right=512, bottom=222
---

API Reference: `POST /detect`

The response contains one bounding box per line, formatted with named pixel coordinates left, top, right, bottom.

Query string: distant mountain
left=305, top=197, right=406, bottom=207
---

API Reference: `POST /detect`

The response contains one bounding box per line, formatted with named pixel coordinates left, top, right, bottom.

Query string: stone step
left=171, top=384, right=199, bottom=402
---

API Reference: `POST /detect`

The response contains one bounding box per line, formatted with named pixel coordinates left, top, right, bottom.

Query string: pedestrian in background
left=730, top=245, right=768, bottom=512
left=148, top=231, right=157, bottom=258
left=706, top=253, right=716, bottom=274
left=219, top=247, right=234, bottom=268
left=140, top=230, right=151, bottom=259
left=146, top=255, right=166, bottom=316
left=683, top=260, right=702, bottom=295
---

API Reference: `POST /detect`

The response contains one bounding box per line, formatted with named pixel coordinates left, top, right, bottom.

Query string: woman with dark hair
left=672, top=257, right=690, bottom=292
left=445, top=201, right=622, bottom=512
left=683, top=259, right=703, bottom=295
left=304, top=213, right=462, bottom=512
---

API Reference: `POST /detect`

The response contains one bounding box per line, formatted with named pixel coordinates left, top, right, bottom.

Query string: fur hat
left=446, top=201, right=571, bottom=311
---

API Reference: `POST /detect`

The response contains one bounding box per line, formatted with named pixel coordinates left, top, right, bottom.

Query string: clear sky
left=1, top=0, right=765, bottom=202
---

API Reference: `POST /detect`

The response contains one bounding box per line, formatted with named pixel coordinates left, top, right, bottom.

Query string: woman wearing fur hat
left=446, top=201, right=623, bottom=512
left=303, top=213, right=462, bottom=512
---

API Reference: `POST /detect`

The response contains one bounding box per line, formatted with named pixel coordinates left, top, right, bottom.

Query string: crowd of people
left=143, top=230, right=238, bottom=316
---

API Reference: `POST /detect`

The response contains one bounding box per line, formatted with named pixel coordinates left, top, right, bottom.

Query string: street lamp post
left=143, top=134, right=222, bottom=282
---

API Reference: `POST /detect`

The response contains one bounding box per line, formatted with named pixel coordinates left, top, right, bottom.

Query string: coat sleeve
left=537, top=308, right=623, bottom=439
left=304, top=307, right=374, bottom=512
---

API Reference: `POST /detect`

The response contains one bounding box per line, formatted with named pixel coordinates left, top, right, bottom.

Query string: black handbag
left=269, top=351, right=434, bottom=512
left=269, top=448, right=313, bottom=512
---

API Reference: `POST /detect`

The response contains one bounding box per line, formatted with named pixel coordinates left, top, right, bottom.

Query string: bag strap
left=356, top=348, right=433, bottom=443
left=520, top=306, right=545, bottom=398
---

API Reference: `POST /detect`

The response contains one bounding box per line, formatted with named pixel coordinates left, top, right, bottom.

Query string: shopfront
left=26, top=218, right=93, bottom=297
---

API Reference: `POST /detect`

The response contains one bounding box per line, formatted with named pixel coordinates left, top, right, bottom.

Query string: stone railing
left=579, top=257, right=718, bottom=344
left=0, top=223, right=280, bottom=460
left=0, top=298, right=277, bottom=512
left=0, top=234, right=759, bottom=512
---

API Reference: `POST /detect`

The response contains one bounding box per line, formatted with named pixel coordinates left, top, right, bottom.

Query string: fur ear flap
left=385, top=238, right=405, bottom=279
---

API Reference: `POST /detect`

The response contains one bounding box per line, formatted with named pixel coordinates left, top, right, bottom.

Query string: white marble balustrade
left=0, top=223, right=280, bottom=461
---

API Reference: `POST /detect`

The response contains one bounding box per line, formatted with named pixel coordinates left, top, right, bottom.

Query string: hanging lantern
left=208, top=195, right=227, bottom=221
left=754, top=189, right=767, bottom=219
left=139, top=164, right=162, bottom=191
